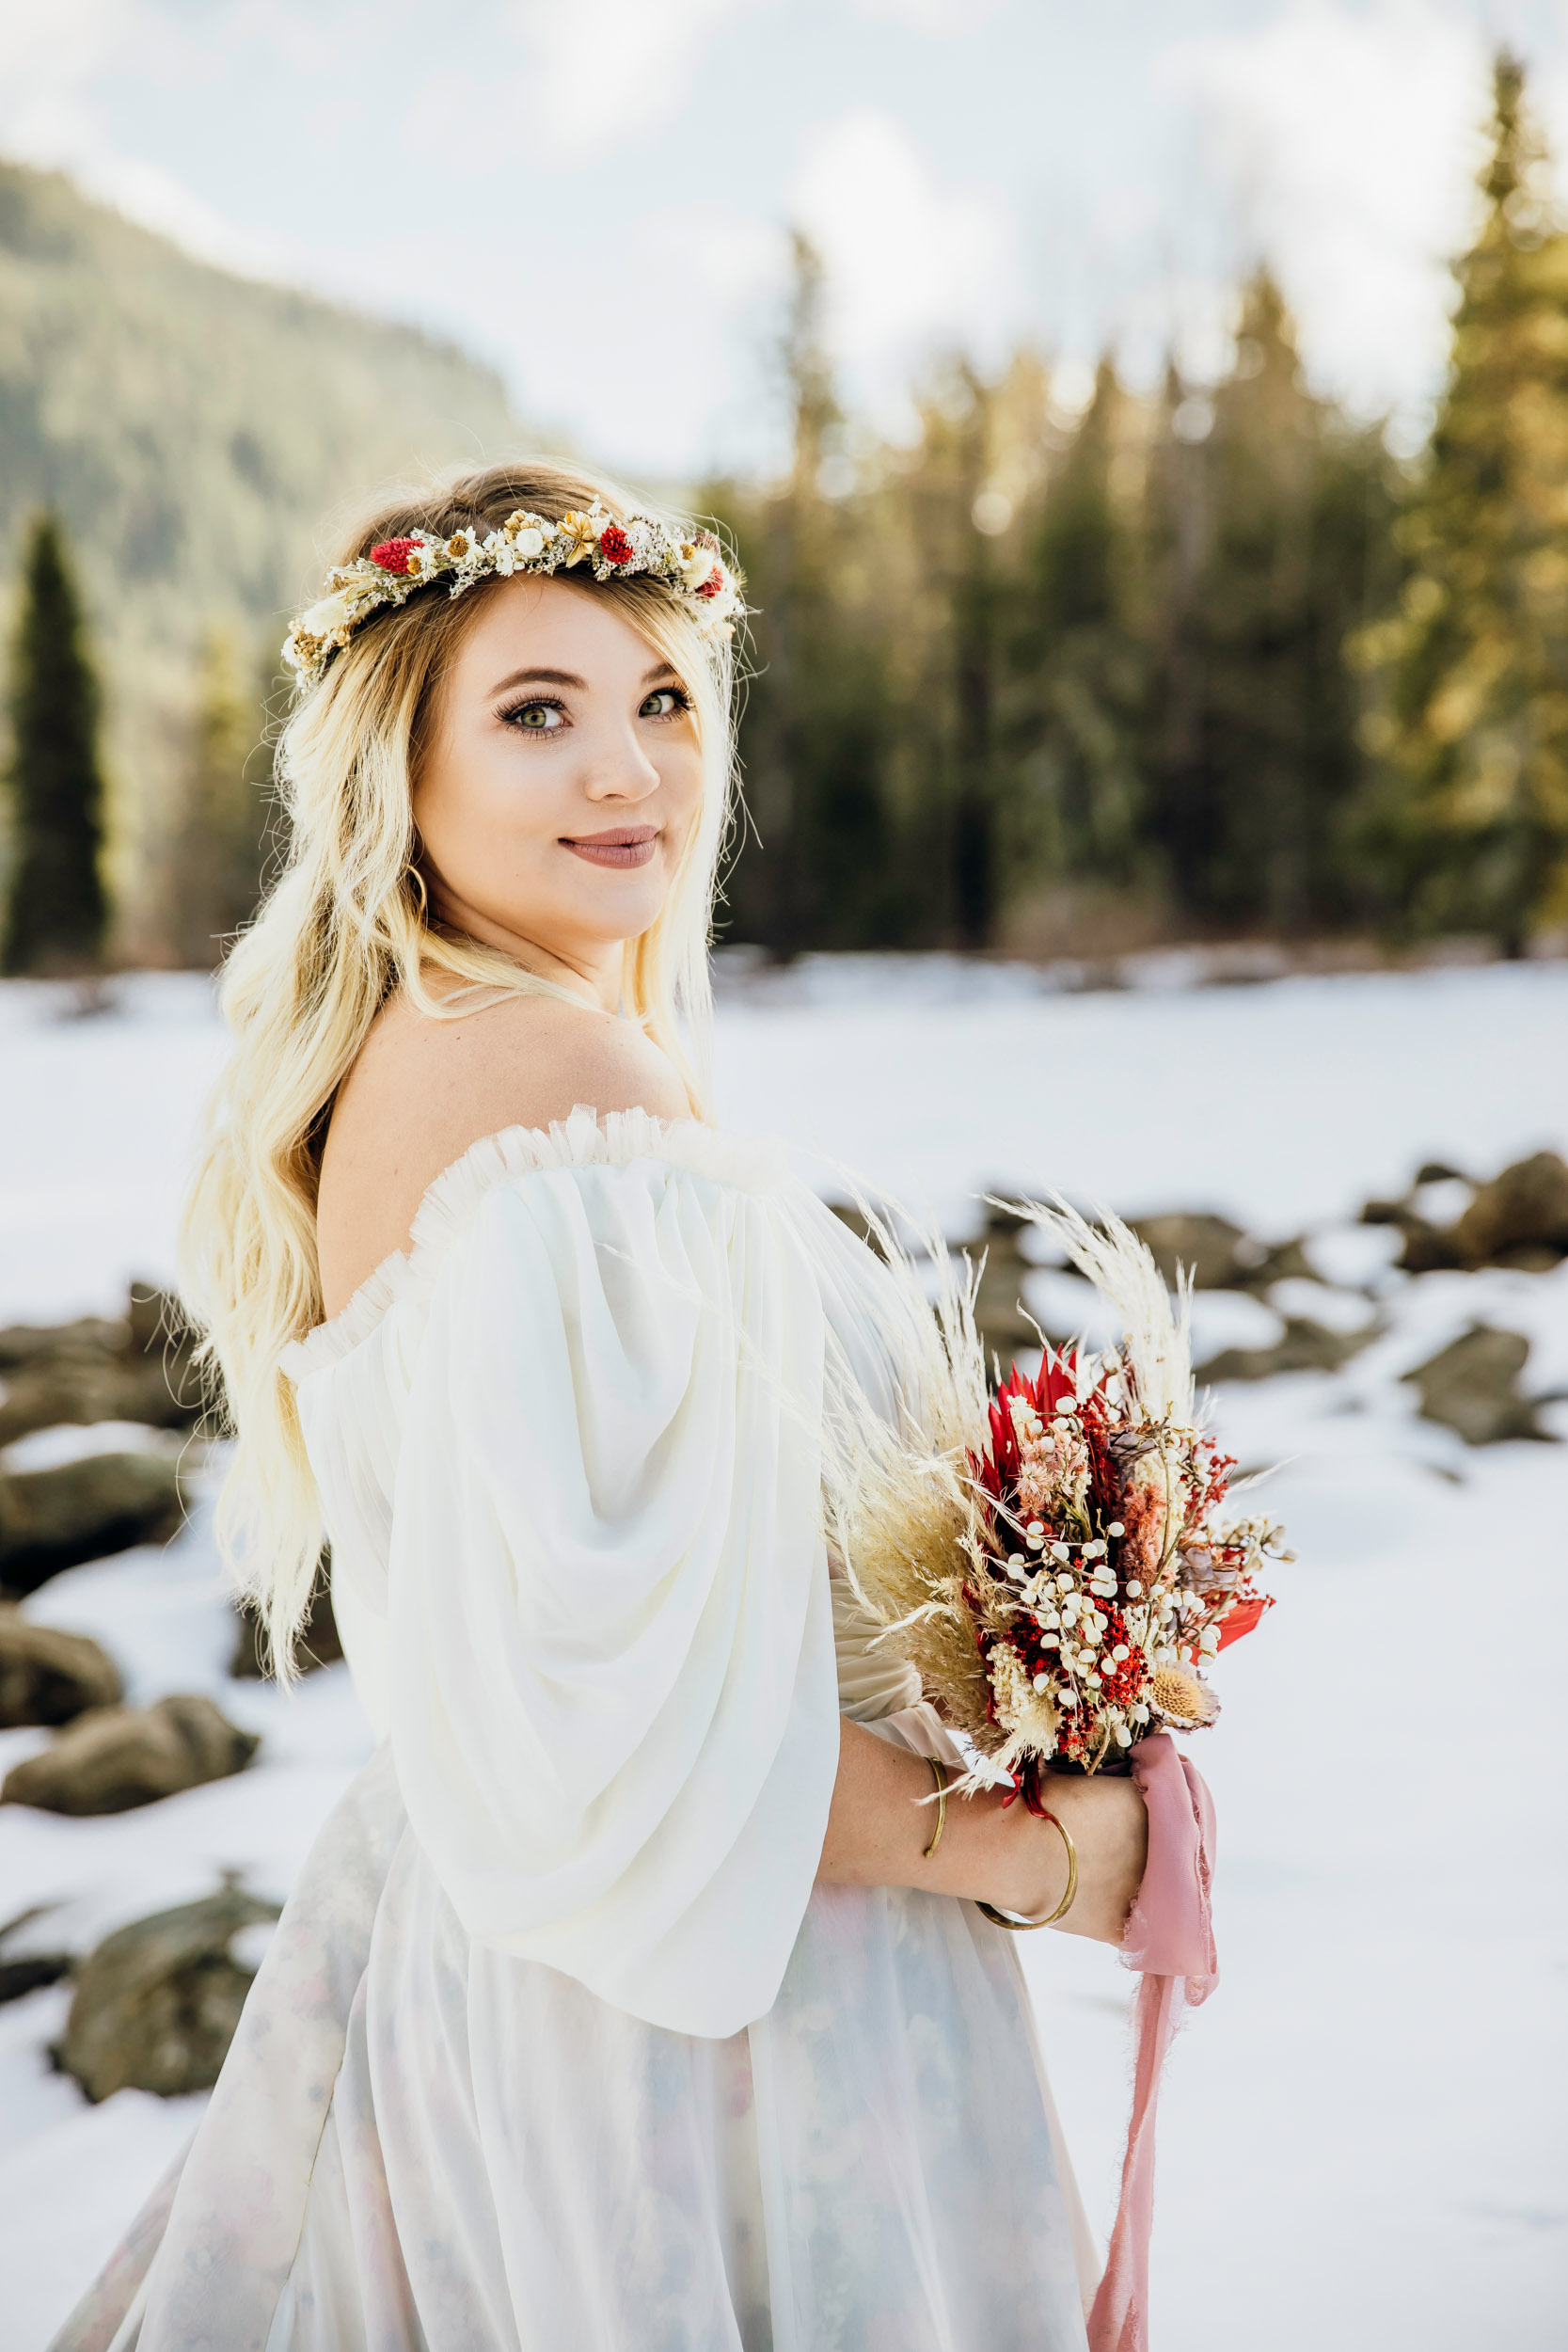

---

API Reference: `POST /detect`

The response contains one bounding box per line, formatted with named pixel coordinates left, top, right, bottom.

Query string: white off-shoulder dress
left=64, top=1110, right=1098, bottom=2352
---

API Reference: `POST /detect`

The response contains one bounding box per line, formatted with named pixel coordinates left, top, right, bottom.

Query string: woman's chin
left=558, top=869, right=670, bottom=942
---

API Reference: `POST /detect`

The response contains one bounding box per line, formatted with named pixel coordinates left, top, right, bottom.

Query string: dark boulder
left=1363, top=1152, right=1568, bottom=1275
left=0, top=1450, right=185, bottom=1597
left=0, top=1354, right=196, bottom=1448
left=1450, top=1152, right=1568, bottom=1271
left=0, top=1315, right=127, bottom=1371
left=1358, top=1197, right=1465, bottom=1274
left=230, top=1560, right=343, bottom=1678
left=1402, top=1327, right=1550, bottom=1445
left=1130, top=1213, right=1316, bottom=1294
left=1196, top=1316, right=1378, bottom=1385
left=59, top=1884, right=278, bottom=2102
left=0, top=1949, right=71, bottom=2002
left=0, top=1283, right=206, bottom=1450
left=0, top=1908, right=72, bottom=2004
left=0, top=1603, right=122, bottom=1724
left=1, top=1692, right=259, bottom=1814
left=826, top=1200, right=888, bottom=1257
left=1131, top=1213, right=1249, bottom=1290
left=967, top=1206, right=1050, bottom=1366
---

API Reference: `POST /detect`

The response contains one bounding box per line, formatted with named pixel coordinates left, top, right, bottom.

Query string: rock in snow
left=0, top=1693, right=259, bottom=1815
left=1402, top=1326, right=1551, bottom=1446
left=0, top=1452, right=185, bottom=1598
left=230, top=1555, right=343, bottom=1679
left=0, top=1284, right=206, bottom=1451
left=1450, top=1151, right=1568, bottom=1270
left=60, top=1885, right=279, bottom=2103
left=1364, top=1150, right=1568, bottom=1275
left=1128, top=1213, right=1317, bottom=1294
left=1196, top=1315, right=1379, bottom=1386
left=0, top=1604, right=122, bottom=1725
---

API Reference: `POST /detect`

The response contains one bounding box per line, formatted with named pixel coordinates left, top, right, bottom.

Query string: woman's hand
left=1003, top=1770, right=1149, bottom=1944
left=816, top=1720, right=1148, bottom=1947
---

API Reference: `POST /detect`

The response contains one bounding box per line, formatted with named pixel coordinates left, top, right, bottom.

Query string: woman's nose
left=578, top=718, right=661, bottom=800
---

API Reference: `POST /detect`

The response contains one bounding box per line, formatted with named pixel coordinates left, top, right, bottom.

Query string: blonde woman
left=60, top=464, right=1149, bottom=2352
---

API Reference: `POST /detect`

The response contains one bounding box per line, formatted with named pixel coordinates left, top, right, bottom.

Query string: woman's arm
left=817, top=1718, right=1148, bottom=1946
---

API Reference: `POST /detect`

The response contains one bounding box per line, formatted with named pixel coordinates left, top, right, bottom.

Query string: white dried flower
left=297, top=589, right=358, bottom=638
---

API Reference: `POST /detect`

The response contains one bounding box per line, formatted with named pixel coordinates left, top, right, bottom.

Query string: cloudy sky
left=6, top=0, right=1568, bottom=479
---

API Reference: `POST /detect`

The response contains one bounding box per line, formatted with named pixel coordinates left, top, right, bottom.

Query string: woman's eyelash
left=498, top=692, right=566, bottom=729
left=497, top=685, right=692, bottom=731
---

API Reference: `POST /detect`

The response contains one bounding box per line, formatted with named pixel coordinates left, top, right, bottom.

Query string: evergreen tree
left=1144, top=272, right=1389, bottom=933
left=713, top=260, right=1397, bottom=958
left=713, top=235, right=901, bottom=954
left=1007, top=358, right=1148, bottom=893
left=1370, top=53, right=1568, bottom=952
left=166, top=631, right=269, bottom=967
left=3, top=514, right=108, bottom=974
left=909, top=362, right=1007, bottom=947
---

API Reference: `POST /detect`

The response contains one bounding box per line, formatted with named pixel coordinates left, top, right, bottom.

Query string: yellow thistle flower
left=1149, top=1664, right=1219, bottom=1726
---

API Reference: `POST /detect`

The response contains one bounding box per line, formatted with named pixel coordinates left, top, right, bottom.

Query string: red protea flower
left=696, top=566, right=724, bottom=598
left=1215, top=1591, right=1273, bottom=1650
left=370, top=537, right=420, bottom=577
left=598, top=524, right=635, bottom=565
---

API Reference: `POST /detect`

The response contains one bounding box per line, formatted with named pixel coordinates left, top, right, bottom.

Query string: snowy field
left=0, top=958, right=1565, bottom=2351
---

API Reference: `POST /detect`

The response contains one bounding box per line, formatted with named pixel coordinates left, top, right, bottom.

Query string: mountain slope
left=0, top=161, right=528, bottom=947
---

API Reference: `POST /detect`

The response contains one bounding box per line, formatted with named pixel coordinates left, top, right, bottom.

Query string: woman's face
left=412, top=574, right=705, bottom=994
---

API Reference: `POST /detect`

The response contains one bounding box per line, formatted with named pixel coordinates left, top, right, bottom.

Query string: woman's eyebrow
left=491, top=665, right=588, bottom=694
left=489, top=662, right=681, bottom=695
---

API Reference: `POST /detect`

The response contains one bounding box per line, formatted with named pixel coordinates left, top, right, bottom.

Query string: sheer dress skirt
left=64, top=1745, right=1094, bottom=2352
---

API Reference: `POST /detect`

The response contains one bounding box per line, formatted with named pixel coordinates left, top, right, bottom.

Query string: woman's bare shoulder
left=315, top=988, right=690, bottom=1318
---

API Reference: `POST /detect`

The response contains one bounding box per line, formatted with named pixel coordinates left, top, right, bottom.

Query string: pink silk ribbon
left=1085, top=1732, right=1218, bottom=2352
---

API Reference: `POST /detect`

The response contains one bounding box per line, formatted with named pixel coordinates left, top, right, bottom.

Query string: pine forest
left=4, top=54, right=1568, bottom=971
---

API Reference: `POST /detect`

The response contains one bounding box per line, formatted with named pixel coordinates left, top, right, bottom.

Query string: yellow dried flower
left=557, top=510, right=600, bottom=565
left=1150, top=1664, right=1219, bottom=1726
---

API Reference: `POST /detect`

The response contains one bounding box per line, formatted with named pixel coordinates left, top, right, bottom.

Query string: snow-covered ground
left=0, top=960, right=1564, bottom=2350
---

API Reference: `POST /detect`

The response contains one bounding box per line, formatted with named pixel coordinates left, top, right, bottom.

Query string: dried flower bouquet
left=832, top=1200, right=1289, bottom=1800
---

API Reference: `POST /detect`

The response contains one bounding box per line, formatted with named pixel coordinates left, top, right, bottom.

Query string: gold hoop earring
left=407, top=866, right=429, bottom=921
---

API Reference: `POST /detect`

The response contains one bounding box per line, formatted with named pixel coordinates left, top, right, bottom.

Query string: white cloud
left=1166, top=0, right=1497, bottom=418
left=5, top=0, right=1568, bottom=479
left=852, top=0, right=1006, bottom=30
left=0, top=0, right=302, bottom=280
left=0, top=0, right=142, bottom=159
left=504, top=0, right=758, bottom=151
left=791, top=108, right=1024, bottom=422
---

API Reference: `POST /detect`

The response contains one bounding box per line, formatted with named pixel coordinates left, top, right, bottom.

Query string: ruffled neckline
left=282, top=1104, right=784, bottom=1383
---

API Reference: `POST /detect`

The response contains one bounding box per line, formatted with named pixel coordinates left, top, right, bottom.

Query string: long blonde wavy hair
left=179, top=460, right=741, bottom=1672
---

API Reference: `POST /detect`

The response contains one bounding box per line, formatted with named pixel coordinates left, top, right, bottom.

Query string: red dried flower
left=370, top=537, right=420, bottom=578
left=696, top=566, right=724, bottom=598
left=598, top=524, right=635, bottom=565
left=1215, top=1592, right=1273, bottom=1650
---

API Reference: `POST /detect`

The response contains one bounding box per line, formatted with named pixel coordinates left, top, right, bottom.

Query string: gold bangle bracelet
left=977, top=1805, right=1078, bottom=1930
left=922, top=1756, right=949, bottom=1860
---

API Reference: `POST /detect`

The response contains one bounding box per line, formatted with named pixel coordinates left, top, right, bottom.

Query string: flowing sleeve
left=385, top=1155, right=840, bottom=2038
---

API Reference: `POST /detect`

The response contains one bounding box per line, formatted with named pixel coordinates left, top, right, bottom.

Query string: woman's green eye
left=641, top=689, right=682, bottom=719
left=517, top=704, right=557, bottom=729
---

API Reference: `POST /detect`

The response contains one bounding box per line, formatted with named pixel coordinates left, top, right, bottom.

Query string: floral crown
left=283, top=502, right=746, bottom=690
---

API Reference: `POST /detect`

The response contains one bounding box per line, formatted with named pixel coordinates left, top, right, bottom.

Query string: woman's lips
left=562, top=826, right=659, bottom=869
